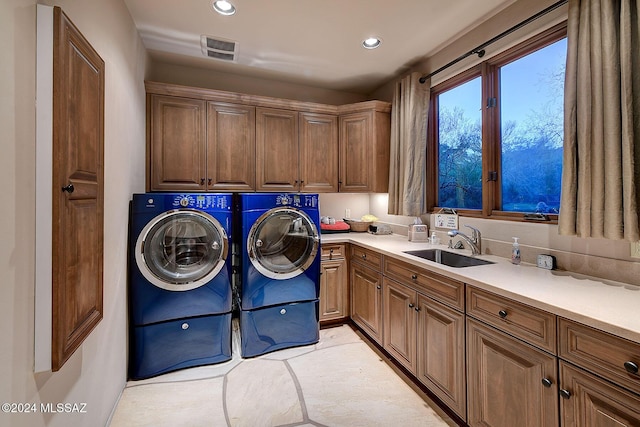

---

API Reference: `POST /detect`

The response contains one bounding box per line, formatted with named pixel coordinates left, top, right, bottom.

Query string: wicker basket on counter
left=344, top=219, right=372, bottom=232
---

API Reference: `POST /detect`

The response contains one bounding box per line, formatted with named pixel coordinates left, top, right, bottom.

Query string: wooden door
left=339, top=111, right=372, bottom=192
left=207, top=102, right=255, bottom=191
left=466, top=318, right=559, bottom=427
left=559, top=361, right=640, bottom=426
left=350, top=263, right=383, bottom=344
left=52, top=7, right=104, bottom=371
left=383, top=278, right=417, bottom=374
left=417, top=294, right=466, bottom=420
left=299, top=112, right=338, bottom=193
left=256, top=107, right=298, bottom=191
left=148, top=95, right=206, bottom=191
left=319, top=258, right=348, bottom=322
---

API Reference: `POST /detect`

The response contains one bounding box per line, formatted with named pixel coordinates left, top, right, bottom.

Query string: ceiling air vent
left=201, top=35, right=238, bottom=62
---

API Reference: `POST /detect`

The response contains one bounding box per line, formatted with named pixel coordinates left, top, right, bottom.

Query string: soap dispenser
left=511, top=237, right=521, bottom=265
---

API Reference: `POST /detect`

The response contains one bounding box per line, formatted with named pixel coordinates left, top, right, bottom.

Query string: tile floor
left=109, top=323, right=456, bottom=427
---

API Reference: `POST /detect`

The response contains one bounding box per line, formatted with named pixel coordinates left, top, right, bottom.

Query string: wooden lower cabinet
left=417, top=294, right=466, bottom=420
left=467, top=318, right=559, bottom=427
left=319, top=247, right=348, bottom=323
left=383, top=278, right=417, bottom=374
left=382, top=277, right=467, bottom=420
left=559, top=361, right=640, bottom=426
left=350, top=261, right=383, bottom=344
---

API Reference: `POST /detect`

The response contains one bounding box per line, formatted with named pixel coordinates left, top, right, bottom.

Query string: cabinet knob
left=498, top=310, right=508, bottom=319
left=541, top=378, right=553, bottom=388
left=408, top=303, right=415, bottom=308
left=411, top=274, right=418, bottom=280
left=415, top=306, right=421, bottom=312
left=61, top=183, right=74, bottom=193
left=200, top=178, right=205, bottom=186
left=559, top=389, right=571, bottom=400
left=208, top=178, right=212, bottom=185
left=376, top=285, right=381, bottom=290
left=624, top=361, right=639, bottom=375
left=362, top=254, right=367, bottom=260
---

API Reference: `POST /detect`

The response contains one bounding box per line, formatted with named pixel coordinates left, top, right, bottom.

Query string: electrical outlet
left=345, top=208, right=351, bottom=219
left=632, top=241, right=640, bottom=259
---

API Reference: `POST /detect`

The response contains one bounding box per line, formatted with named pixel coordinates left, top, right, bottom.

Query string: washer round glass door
left=135, top=209, right=228, bottom=291
left=247, top=208, right=319, bottom=280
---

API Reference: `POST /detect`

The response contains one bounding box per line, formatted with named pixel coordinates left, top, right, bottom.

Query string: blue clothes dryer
left=128, top=193, right=233, bottom=379
left=236, top=193, right=321, bottom=357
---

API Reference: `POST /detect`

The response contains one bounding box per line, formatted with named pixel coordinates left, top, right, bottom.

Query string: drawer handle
left=624, top=361, right=639, bottom=375
left=541, top=378, right=553, bottom=388
left=330, top=248, right=334, bottom=253
left=498, top=310, right=508, bottom=319
left=559, top=389, right=571, bottom=400
left=411, top=274, right=418, bottom=280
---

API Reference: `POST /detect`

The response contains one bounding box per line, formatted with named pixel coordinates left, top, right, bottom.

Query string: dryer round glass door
left=135, top=209, right=229, bottom=291
left=247, top=208, right=319, bottom=280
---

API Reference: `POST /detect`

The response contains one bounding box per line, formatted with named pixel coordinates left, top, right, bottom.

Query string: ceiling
left=124, top=0, right=518, bottom=95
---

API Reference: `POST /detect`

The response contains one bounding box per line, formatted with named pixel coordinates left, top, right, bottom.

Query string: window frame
left=427, top=22, right=567, bottom=223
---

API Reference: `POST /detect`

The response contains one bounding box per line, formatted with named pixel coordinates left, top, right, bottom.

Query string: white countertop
left=321, top=232, right=640, bottom=345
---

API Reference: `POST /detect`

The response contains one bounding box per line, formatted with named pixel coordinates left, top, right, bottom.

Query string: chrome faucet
left=447, top=225, right=482, bottom=256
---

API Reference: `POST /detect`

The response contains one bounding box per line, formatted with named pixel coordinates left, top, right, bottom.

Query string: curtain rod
left=419, top=0, right=568, bottom=84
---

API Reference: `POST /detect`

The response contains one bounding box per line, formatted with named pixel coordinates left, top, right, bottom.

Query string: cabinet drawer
left=321, top=244, right=346, bottom=261
left=559, top=318, right=640, bottom=395
left=466, top=286, right=556, bottom=353
left=350, top=245, right=382, bottom=271
left=383, top=257, right=464, bottom=311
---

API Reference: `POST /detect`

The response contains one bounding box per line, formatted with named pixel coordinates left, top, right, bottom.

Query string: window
left=429, top=23, right=567, bottom=220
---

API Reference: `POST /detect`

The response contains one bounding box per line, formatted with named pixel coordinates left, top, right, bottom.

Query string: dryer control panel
left=275, top=194, right=318, bottom=208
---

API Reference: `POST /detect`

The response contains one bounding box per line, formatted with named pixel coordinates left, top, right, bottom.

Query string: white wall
left=1, top=1, right=147, bottom=426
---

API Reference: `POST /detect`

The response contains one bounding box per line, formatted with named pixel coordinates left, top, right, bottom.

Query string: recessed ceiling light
left=362, top=37, right=382, bottom=49
left=212, top=0, right=236, bottom=16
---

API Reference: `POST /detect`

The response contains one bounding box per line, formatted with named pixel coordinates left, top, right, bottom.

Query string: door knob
left=624, top=361, right=639, bottom=375
left=61, top=184, right=74, bottom=193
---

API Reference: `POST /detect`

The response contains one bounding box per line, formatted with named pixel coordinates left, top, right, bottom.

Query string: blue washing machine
left=128, top=193, right=233, bottom=379
left=236, top=193, right=321, bottom=357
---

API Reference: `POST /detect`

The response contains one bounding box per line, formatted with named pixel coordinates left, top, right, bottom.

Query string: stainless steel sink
left=403, top=249, right=495, bottom=268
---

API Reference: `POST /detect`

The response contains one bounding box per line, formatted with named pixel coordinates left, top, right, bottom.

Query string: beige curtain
left=559, top=0, right=640, bottom=241
left=388, top=72, right=431, bottom=216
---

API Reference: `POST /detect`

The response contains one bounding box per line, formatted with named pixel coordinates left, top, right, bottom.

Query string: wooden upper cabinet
left=256, top=107, right=299, bottom=192
left=148, top=95, right=206, bottom=191
left=339, top=104, right=391, bottom=193
left=145, top=82, right=391, bottom=193
left=299, top=112, right=338, bottom=193
left=207, top=102, right=256, bottom=191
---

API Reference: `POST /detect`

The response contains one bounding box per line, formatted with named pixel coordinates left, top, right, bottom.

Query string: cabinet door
left=350, top=263, right=383, bottom=344
left=256, top=107, right=299, bottom=191
left=467, top=318, right=559, bottom=427
left=559, top=361, right=640, bottom=427
left=299, top=112, right=338, bottom=193
left=319, top=258, right=348, bottom=322
left=149, top=95, right=206, bottom=191
left=417, top=294, right=466, bottom=420
left=339, top=111, right=372, bottom=192
left=383, top=278, right=417, bottom=374
left=207, top=102, right=255, bottom=191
